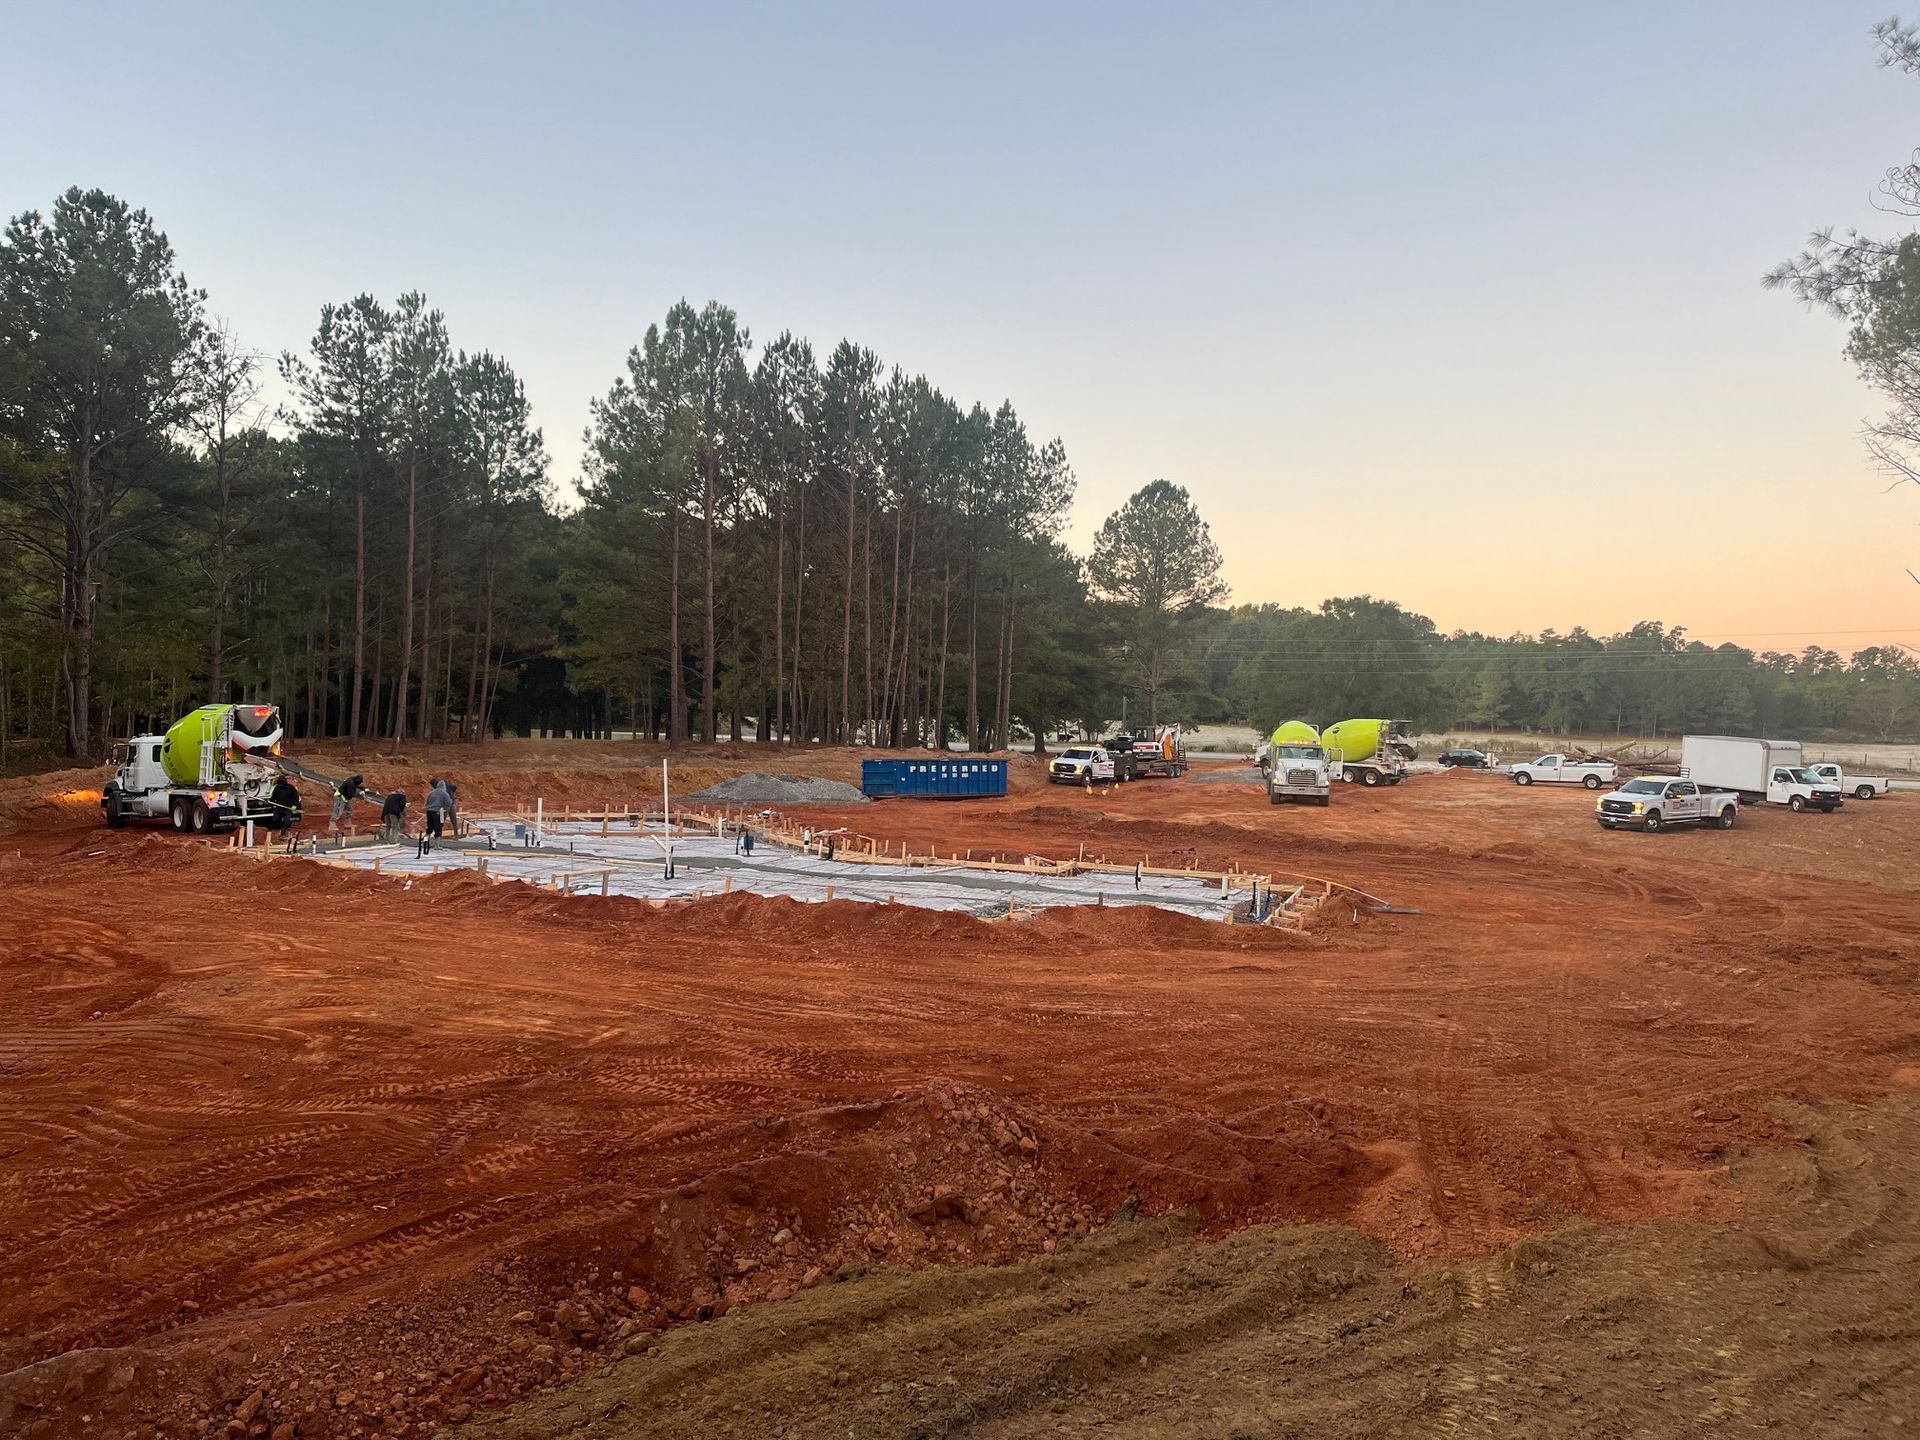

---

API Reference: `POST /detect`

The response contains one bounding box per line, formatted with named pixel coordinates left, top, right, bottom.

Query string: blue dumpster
left=861, top=758, right=1008, bottom=799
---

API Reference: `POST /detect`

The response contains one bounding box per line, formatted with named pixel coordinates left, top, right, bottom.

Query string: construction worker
left=424, top=779, right=453, bottom=850
left=380, top=789, right=407, bottom=843
left=269, top=776, right=303, bottom=835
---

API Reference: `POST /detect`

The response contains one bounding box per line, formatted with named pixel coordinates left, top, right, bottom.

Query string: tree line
left=0, top=186, right=1218, bottom=761
left=3, top=186, right=1916, bottom=767
left=1210, top=598, right=1920, bottom=742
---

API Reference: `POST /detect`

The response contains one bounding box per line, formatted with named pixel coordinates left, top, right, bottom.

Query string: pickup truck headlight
left=1630, top=802, right=1643, bottom=814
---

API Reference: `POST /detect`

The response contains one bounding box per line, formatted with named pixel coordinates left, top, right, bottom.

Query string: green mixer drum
left=1268, top=720, right=1319, bottom=747
left=160, top=704, right=284, bottom=785
left=1320, top=718, right=1386, bottom=764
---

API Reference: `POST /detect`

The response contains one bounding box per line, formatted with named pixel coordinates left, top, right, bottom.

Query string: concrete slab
left=328, top=821, right=1251, bottom=922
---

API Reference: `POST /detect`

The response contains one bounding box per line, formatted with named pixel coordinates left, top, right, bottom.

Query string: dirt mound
left=685, top=772, right=869, bottom=806
left=461, top=1094, right=1920, bottom=1440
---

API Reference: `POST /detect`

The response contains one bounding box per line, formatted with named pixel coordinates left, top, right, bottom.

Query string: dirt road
left=1, top=744, right=1916, bottom=1437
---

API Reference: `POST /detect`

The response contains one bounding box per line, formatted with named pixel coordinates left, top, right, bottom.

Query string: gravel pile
left=685, top=772, right=870, bottom=805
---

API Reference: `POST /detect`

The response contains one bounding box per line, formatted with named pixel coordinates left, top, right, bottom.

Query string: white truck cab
left=1049, top=745, right=1117, bottom=785
left=103, top=735, right=175, bottom=822
left=1806, top=763, right=1890, bottom=800
left=1266, top=742, right=1333, bottom=806
left=1511, top=754, right=1619, bottom=790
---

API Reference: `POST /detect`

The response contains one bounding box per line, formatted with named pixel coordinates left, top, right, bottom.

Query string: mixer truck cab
left=1267, top=742, right=1333, bottom=805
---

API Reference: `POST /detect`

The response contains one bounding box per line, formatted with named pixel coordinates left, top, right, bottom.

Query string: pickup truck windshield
left=1062, top=748, right=1094, bottom=761
left=1619, top=779, right=1664, bottom=795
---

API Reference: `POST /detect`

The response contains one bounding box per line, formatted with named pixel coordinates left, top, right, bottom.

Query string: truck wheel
left=1583, top=774, right=1603, bottom=790
left=1716, top=807, right=1736, bottom=829
left=1642, top=810, right=1663, bottom=832
left=188, top=798, right=212, bottom=834
left=1514, top=772, right=1533, bottom=786
left=1360, top=769, right=1381, bottom=788
left=1268, top=790, right=1281, bottom=805
left=170, top=797, right=190, bottom=831
left=103, top=786, right=126, bottom=829
left=1318, top=794, right=1331, bottom=807
left=1788, top=795, right=1806, bottom=813
left=1856, top=785, right=1874, bottom=800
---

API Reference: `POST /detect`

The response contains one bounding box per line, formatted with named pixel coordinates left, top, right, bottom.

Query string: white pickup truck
left=1048, top=745, right=1118, bottom=785
left=1511, top=754, right=1620, bottom=790
left=1595, top=777, right=1738, bottom=832
left=1807, top=762, right=1891, bottom=800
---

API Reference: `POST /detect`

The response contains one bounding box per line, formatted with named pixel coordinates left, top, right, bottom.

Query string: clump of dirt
left=685, top=772, right=869, bottom=806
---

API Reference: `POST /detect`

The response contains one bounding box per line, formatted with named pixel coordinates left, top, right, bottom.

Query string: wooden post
left=826, top=885, right=835, bottom=901
left=723, top=875, right=733, bottom=894
left=600, top=871, right=610, bottom=896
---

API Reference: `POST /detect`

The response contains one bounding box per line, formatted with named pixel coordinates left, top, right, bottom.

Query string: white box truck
left=1680, top=736, right=1844, bottom=812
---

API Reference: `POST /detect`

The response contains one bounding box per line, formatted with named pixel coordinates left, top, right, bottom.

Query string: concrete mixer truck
left=100, top=703, right=290, bottom=833
left=1320, top=718, right=1412, bottom=788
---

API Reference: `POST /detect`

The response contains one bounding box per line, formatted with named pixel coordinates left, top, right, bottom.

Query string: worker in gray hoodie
left=423, top=778, right=454, bottom=852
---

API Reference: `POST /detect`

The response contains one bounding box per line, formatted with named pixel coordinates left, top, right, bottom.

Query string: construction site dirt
left=2, top=742, right=1918, bottom=1438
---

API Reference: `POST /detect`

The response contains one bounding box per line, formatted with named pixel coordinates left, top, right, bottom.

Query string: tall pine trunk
left=350, top=489, right=366, bottom=752
left=790, top=479, right=807, bottom=740
left=668, top=511, right=686, bottom=744
left=702, top=451, right=718, bottom=744
left=771, top=469, right=786, bottom=744
left=935, top=564, right=953, bottom=751
left=415, top=513, right=434, bottom=743
left=392, top=455, right=418, bottom=752
left=840, top=464, right=855, bottom=745
left=964, top=551, right=980, bottom=751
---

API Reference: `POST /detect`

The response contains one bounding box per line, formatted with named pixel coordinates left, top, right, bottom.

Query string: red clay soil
left=1, top=746, right=1917, bottom=1438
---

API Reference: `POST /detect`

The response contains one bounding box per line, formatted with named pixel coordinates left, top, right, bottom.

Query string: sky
left=4, top=1, right=1919, bottom=654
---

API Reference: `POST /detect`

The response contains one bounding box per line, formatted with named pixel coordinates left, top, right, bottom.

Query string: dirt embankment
left=466, top=1093, right=1920, bottom=1440
left=2, top=748, right=1918, bottom=1437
